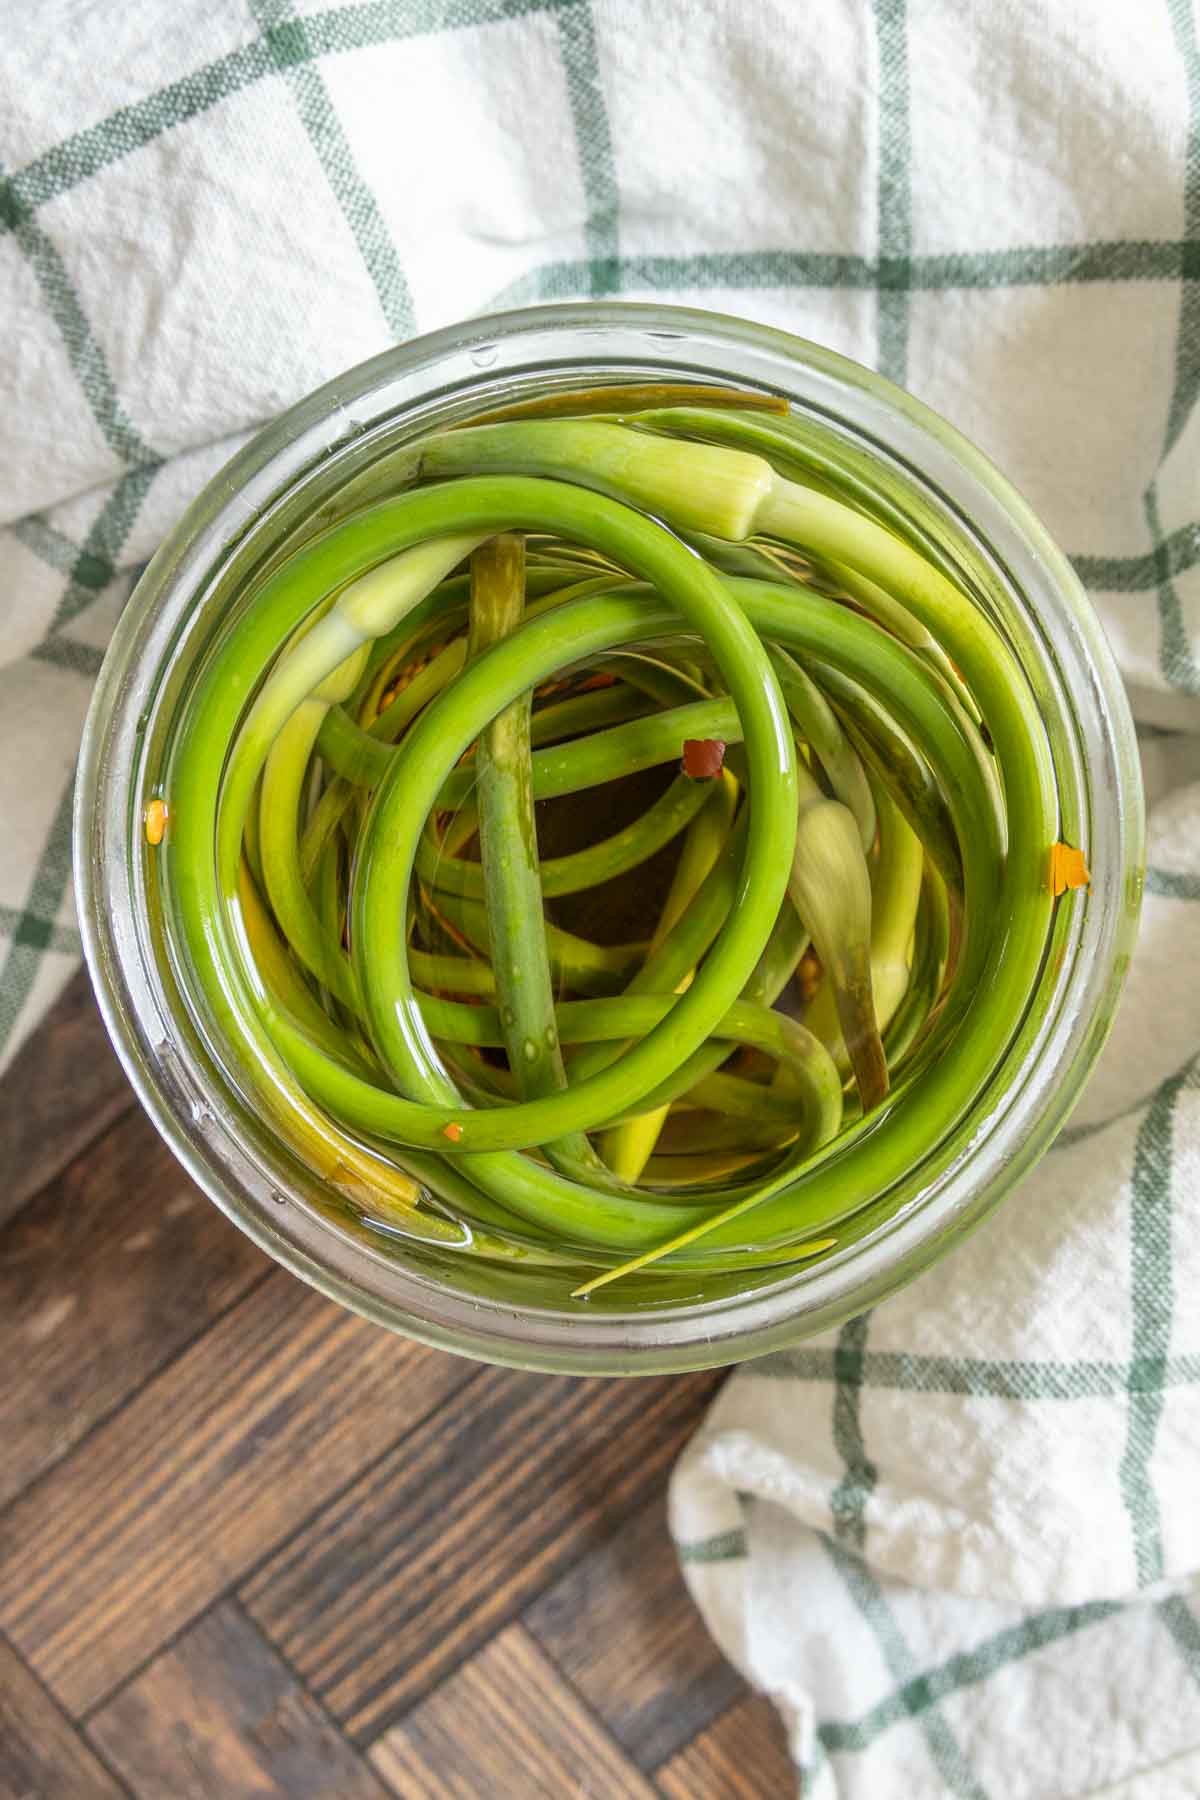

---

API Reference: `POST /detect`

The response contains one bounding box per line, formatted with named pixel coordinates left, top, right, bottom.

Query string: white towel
left=2, top=6, right=1199, bottom=1792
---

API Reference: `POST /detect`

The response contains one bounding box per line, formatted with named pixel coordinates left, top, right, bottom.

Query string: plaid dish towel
left=2, top=2, right=1199, bottom=1792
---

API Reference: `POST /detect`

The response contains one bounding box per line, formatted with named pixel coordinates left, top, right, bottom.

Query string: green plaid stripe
left=816, top=1586, right=1120, bottom=1765
left=0, top=0, right=575, bottom=520
left=1056, top=1044, right=1200, bottom=1155
left=0, top=41, right=275, bottom=219
left=11, top=516, right=114, bottom=593
left=1149, top=486, right=1200, bottom=695
left=679, top=1523, right=1193, bottom=1777
left=48, top=465, right=159, bottom=636
left=0, top=773, right=77, bottom=1060
left=873, top=0, right=912, bottom=387
left=1, top=475, right=156, bottom=1068
left=821, top=1534, right=989, bottom=1799
left=1160, top=1592, right=1200, bottom=1685
left=1120, top=1054, right=1197, bottom=1587
left=760, top=1346, right=1200, bottom=1400
left=485, top=239, right=1197, bottom=312
left=1073, top=521, right=1200, bottom=593
left=460, top=250, right=877, bottom=309
left=31, top=637, right=106, bottom=679
left=0, top=166, right=156, bottom=471
left=556, top=1, right=620, bottom=293
left=676, top=1526, right=748, bottom=1565
left=251, top=0, right=415, bottom=339
left=0, top=2, right=569, bottom=228
left=911, top=239, right=1193, bottom=288
left=305, top=0, right=562, bottom=55
left=0, top=904, right=83, bottom=958
left=1146, top=866, right=1200, bottom=900
left=829, top=1313, right=878, bottom=1553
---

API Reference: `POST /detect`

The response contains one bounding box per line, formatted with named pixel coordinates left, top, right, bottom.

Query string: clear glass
left=74, top=303, right=1144, bottom=1374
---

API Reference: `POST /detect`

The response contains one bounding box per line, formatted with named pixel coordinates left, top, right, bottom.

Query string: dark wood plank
left=0, top=1106, right=268, bottom=1508
left=0, top=1634, right=125, bottom=1800
left=0, top=968, right=132, bottom=1229
left=524, top=1496, right=745, bottom=1770
left=241, top=1364, right=725, bottom=1744
left=0, top=1272, right=473, bottom=1717
left=656, top=1693, right=795, bottom=1798
left=88, top=1601, right=389, bottom=1799
left=370, top=1622, right=656, bottom=1799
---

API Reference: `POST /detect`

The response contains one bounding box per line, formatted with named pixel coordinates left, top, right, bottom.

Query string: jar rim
left=74, top=301, right=1144, bottom=1374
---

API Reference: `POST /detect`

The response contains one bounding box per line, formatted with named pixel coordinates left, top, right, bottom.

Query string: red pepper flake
left=144, top=798, right=168, bottom=846
left=1048, top=842, right=1090, bottom=896
left=682, top=738, right=726, bottom=780
left=442, top=1121, right=464, bottom=1142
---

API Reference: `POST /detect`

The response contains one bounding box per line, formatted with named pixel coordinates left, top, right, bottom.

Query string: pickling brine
left=157, top=381, right=1074, bottom=1302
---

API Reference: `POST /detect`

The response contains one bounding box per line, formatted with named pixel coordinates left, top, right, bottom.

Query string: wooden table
left=0, top=973, right=794, bottom=1798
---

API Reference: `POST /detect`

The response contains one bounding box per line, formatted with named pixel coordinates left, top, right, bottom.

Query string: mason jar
left=73, top=302, right=1144, bottom=1375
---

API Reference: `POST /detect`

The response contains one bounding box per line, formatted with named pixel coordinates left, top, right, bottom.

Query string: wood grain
left=0, top=1272, right=473, bottom=1717
left=524, top=1497, right=745, bottom=1771
left=0, top=1634, right=126, bottom=1800
left=0, top=1105, right=267, bottom=1507
left=88, top=1601, right=390, bottom=1799
left=241, top=1363, right=725, bottom=1743
left=656, top=1693, right=795, bottom=1798
left=0, top=968, right=132, bottom=1229
left=0, top=996, right=774, bottom=1799
left=371, top=1622, right=656, bottom=1799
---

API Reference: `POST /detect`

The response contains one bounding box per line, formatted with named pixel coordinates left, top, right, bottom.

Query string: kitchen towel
left=2, top=3, right=1199, bottom=1793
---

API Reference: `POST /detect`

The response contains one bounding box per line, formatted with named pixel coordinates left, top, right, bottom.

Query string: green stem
left=467, top=534, right=609, bottom=1187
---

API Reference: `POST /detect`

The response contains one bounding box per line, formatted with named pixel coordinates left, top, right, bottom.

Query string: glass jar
left=74, top=303, right=1143, bottom=1375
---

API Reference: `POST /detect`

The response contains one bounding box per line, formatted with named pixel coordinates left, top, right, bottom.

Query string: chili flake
left=1048, top=842, right=1090, bottom=896
left=682, top=738, right=726, bottom=780
left=144, top=798, right=168, bottom=846
left=442, top=1121, right=464, bottom=1142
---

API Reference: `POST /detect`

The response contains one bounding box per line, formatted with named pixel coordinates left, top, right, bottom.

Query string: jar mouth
left=74, top=302, right=1143, bottom=1374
